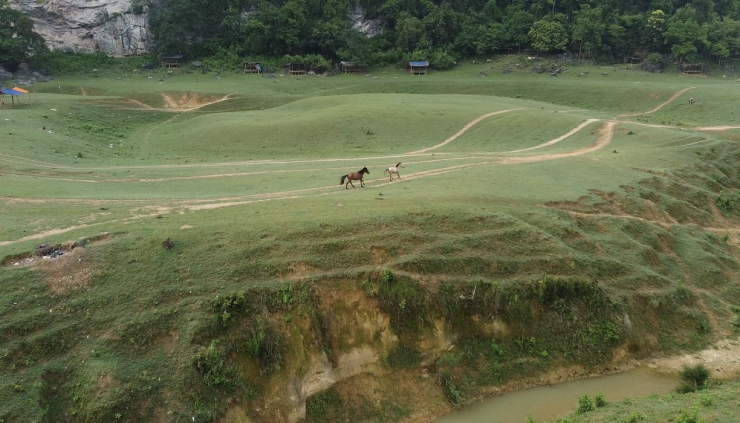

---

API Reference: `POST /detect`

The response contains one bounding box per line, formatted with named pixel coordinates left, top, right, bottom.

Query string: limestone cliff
left=10, top=0, right=381, bottom=57
left=9, top=0, right=152, bottom=56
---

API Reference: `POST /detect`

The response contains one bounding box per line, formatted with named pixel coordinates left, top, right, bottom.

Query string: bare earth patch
left=647, top=336, right=740, bottom=379
left=32, top=247, right=92, bottom=295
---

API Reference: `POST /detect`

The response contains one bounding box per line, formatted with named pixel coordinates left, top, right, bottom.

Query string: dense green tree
left=396, top=15, right=427, bottom=52
left=708, top=16, right=740, bottom=61
left=571, top=5, right=605, bottom=58
left=528, top=19, right=568, bottom=52
left=0, top=0, right=47, bottom=67
left=664, top=5, right=710, bottom=62
left=454, top=14, right=504, bottom=56
left=502, top=3, right=535, bottom=51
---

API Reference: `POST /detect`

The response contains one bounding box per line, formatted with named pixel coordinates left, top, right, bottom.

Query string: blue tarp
left=409, top=61, right=429, bottom=66
left=1, top=89, right=23, bottom=96
left=256, top=64, right=262, bottom=72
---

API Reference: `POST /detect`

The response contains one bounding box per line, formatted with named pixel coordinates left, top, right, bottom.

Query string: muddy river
left=434, top=366, right=678, bottom=423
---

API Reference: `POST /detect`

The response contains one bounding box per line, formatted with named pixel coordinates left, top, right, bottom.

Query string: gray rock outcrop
left=9, top=0, right=153, bottom=56
left=348, top=4, right=382, bottom=37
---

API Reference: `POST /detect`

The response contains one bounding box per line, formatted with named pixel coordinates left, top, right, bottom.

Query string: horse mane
left=396, top=162, right=402, bottom=167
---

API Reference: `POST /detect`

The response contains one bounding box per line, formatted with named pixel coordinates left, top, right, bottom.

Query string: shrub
left=576, top=394, right=594, bottom=414
left=677, top=364, right=710, bottom=393
left=595, top=392, right=607, bottom=407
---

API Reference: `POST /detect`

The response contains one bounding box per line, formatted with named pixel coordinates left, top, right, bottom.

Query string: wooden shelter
left=287, top=62, right=307, bottom=76
left=160, top=54, right=183, bottom=68
left=408, top=61, right=428, bottom=75
left=682, top=63, right=705, bottom=75
left=243, top=61, right=262, bottom=74
left=340, top=61, right=363, bottom=74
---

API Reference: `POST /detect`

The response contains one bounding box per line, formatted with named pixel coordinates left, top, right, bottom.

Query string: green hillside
left=2, top=63, right=740, bottom=423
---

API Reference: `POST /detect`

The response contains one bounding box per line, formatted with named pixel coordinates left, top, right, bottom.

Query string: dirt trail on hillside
left=695, top=125, right=740, bottom=131
left=509, top=119, right=601, bottom=153
left=80, top=87, right=87, bottom=96
left=621, top=87, right=696, bottom=117
left=406, top=108, right=523, bottom=154
left=500, top=121, right=615, bottom=164
left=122, top=92, right=236, bottom=112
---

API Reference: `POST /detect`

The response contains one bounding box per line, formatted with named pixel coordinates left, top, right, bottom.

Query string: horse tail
left=340, top=175, right=347, bottom=185
left=384, top=169, right=389, bottom=175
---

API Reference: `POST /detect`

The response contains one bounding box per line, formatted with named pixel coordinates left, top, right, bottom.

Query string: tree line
left=2, top=0, right=740, bottom=71
left=149, top=0, right=740, bottom=68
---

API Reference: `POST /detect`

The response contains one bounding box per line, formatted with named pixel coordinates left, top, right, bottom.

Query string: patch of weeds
left=716, top=191, right=738, bottom=213
left=437, top=351, right=462, bottom=367
left=385, top=343, right=420, bottom=370
left=305, top=389, right=342, bottom=422
left=194, top=340, right=242, bottom=390
left=244, top=316, right=283, bottom=371
left=438, top=370, right=465, bottom=406
left=675, top=408, right=704, bottom=423
left=490, top=340, right=505, bottom=358
left=363, top=270, right=426, bottom=332
left=700, top=395, right=713, bottom=407
left=622, top=411, right=647, bottom=422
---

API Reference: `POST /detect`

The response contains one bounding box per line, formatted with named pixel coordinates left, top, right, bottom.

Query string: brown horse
left=340, top=167, right=369, bottom=189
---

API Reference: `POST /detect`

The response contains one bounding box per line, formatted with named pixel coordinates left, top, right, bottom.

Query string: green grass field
left=3, top=59, right=740, bottom=423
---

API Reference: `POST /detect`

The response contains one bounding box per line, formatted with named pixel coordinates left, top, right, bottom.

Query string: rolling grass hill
left=2, top=59, right=740, bottom=422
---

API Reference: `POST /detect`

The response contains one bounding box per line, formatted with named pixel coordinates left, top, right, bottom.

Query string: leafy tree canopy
left=0, top=0, right=47, bottom=68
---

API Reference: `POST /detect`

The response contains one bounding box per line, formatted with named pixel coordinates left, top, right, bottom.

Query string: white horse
left=384, top=162, right=403, bottom=181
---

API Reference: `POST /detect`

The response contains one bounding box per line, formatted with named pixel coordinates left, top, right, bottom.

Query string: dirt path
left=145, top=115, right=178, bottom=142
left=509, top=119, right=600, bottom=153
left=406, top=108, right=523, bottom=154
left=499, top=120, right=615, bottom=164
left=621, top=87, right=696, bottom=117
left=695, top=125, right=740, bottom=131
left=80, top=87, right=88, bottom=96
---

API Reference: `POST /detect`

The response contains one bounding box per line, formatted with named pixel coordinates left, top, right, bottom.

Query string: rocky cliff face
left=10, top=0, right=379, bottom=57
left=348, top=4, right=382, bottom=37
left=10, top=0, right=152, bottom=56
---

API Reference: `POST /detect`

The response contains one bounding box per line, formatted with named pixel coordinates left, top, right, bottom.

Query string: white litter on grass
left=50, top=108, right=57, bottom=111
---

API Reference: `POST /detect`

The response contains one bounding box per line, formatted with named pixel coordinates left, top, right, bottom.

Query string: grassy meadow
left=3, top=58, right=740, bottom=422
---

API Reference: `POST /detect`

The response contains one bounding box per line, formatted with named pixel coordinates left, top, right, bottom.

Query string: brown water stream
left=434, top=367, right=678, bottom=423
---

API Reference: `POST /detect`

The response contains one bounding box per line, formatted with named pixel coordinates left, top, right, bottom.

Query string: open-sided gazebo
left=160, top=54, right=183, bottom=68
left=287, top=62, right=307, bottom=76
left=340, top=61, right=363, bottom=74
left=408, top=61, right=428, bottom=75
left=0, top=86, right=30, bottom=107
